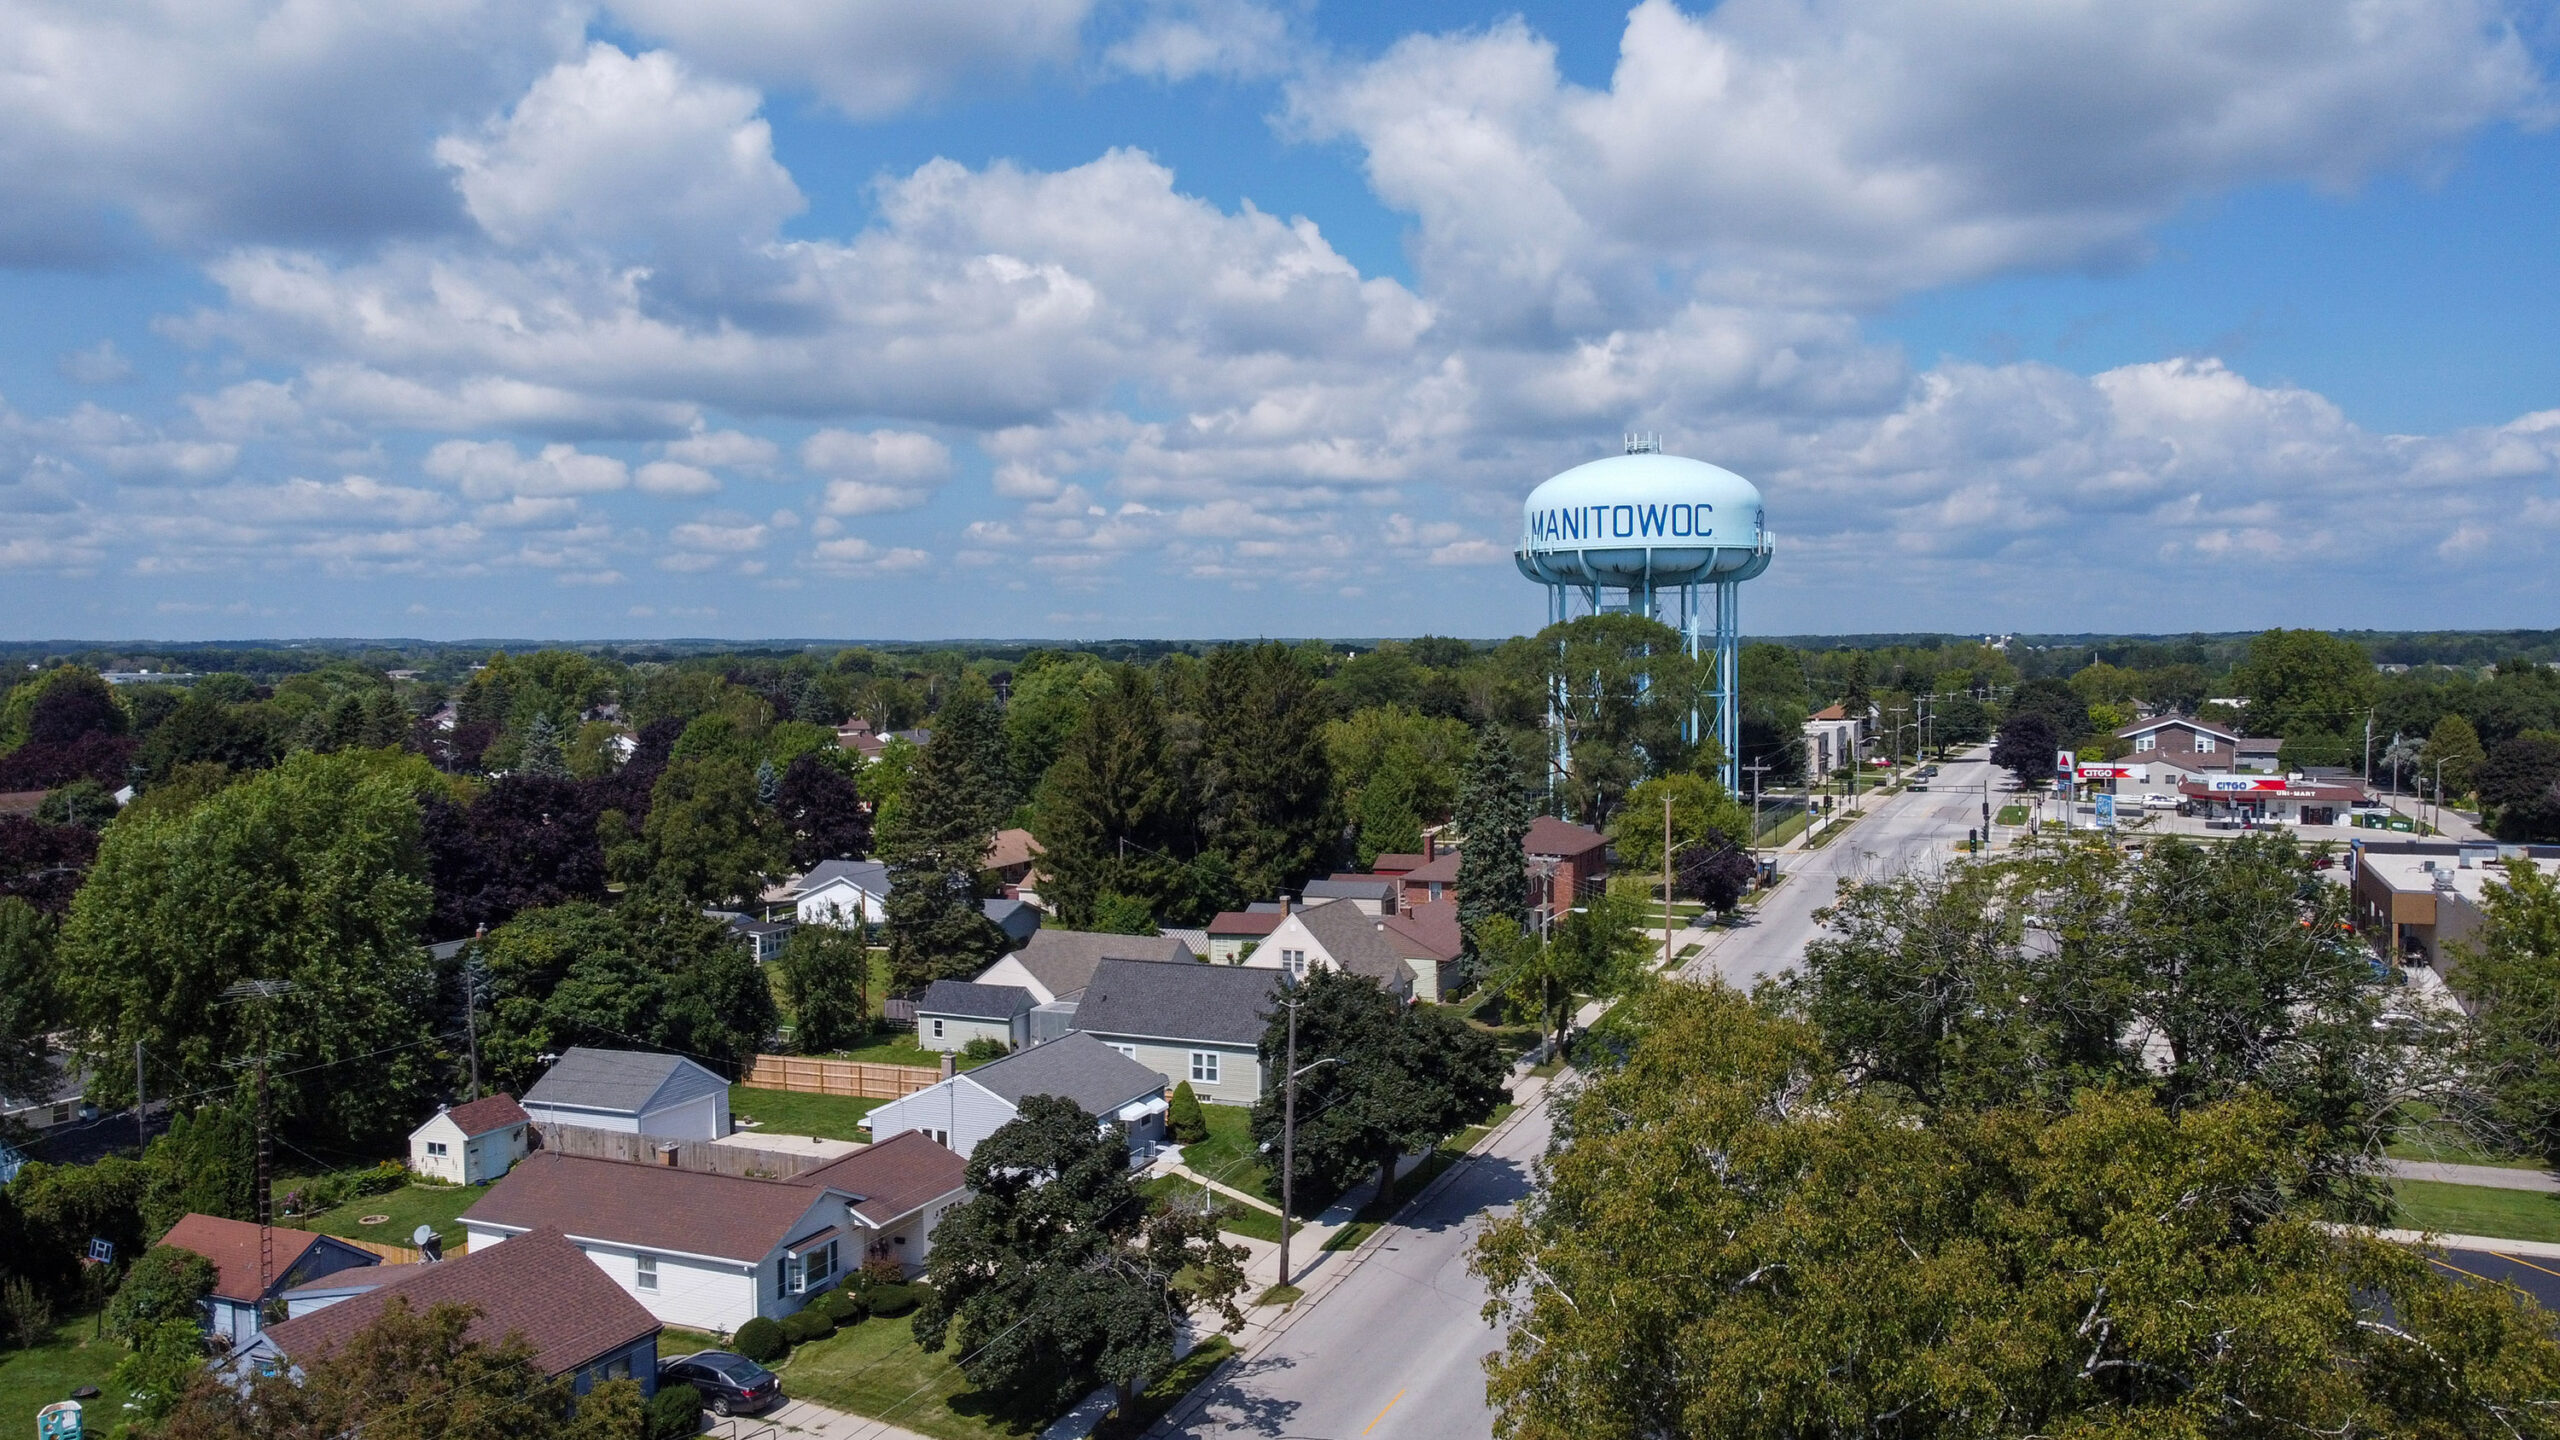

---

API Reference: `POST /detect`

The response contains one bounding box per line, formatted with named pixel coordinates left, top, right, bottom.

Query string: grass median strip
left=2393, top=1179, right=2560, bottom=1244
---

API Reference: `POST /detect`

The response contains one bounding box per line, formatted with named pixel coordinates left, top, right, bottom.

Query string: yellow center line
left=1363, top=1388, right=1407, bottom=1435
left=2431, top=1256, right=2492, bottom=1284
left=2488, top=1250, right=2560, bottom=1281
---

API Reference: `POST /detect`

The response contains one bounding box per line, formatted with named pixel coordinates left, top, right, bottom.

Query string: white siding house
left=795, top=860, right=891, bottom=927
left=459, top=1134, right=968, bottom=1335
left=1229, top=901, right=1414, bottom=999
left=407, top=1094, right=532, bottom=1185
left=864, top=1032, right=1169, bottom=1161
left=521, top=1048, right=731, bottom=1141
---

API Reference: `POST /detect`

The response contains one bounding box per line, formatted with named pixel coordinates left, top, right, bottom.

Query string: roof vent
left=1623, top=432, right=1659, bottom=454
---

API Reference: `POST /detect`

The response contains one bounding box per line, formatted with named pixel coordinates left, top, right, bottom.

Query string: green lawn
left=0, top=1309, right=132, bottom=1431
left=2387, top=1106, right=2545, bottom=1169
left=777, top=1312, right=1044, bottom=1440
left=292, top=1181, right=488, bottom=1252
left=2393, top=1180, right=2560, bottom=1243
left=1140, top=1175, right=1282, bottom=1245
left=730, top=1086, right=887, bottom=1143
left=1180, top=1104, right=1271, bottom=1199
left=811, top=1028, right=997, bottom=1071
left=1995, top=804, right=2030, bottom=826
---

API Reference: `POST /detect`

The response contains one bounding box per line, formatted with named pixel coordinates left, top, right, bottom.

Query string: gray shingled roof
left=802, top=859, right=891, bottom=896
left=522, top=1047, right=727, bottom=1117
left=1295, top=901, right=1414, bottom=988
left=1302, top=877, right=1394, bottom=903
left=997, top=930, right=1195, bottom=1002
left=964, top=1032, right=1166, bottom=1117
left=1072, top=959, right=1279, bottom=1048
left=916, top=980, right=1037, bottom=1022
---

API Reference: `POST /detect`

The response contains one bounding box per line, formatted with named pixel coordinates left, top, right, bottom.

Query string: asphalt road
left=2430, top=1246, right=2560, bottom=1312
left=1168, top=1089, right=1558, bottom=1439
left=1689, top=749, right=2001, bottom=990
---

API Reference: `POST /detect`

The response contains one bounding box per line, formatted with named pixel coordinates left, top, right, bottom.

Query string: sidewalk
left=2386, top=1158, right=2560, bottom=1193
left=751, top=1398, right=935, bottom=1440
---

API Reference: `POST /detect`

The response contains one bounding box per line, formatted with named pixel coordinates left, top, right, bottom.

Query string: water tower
left=1515, top=437, right=1773, bottom=795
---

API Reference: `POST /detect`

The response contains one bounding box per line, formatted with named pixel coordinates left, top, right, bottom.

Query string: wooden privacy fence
left=334, top=1235, right=466, bottom=1264
left=530, top=1122, right=827, bottom=1179
left=741, top=1054, right=942, bottom=1100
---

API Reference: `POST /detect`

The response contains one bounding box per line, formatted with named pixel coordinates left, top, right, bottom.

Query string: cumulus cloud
left=808, top=535, right=934, bottom=575
left=804, top=428, right=955, bottom=514
left=1294, top=0, right=2545, bottom=323
left=423, top=439, right=628, bottom=499
left=1106, top=0, right=1295, bottom=82
left=602, top=0, right=1096, bottom=118
left=636, top=462, right=721, bottom=496
left=665, top=428, right=780, bottom=472
left=436, top=45, right=804, bottom=263
left=0, top=0, right=580, bottom=262
left=59, top=342, right=134, bottom=385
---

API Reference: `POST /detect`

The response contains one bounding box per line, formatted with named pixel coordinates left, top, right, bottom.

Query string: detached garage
left=523, top=1048, right=731, bottom=1141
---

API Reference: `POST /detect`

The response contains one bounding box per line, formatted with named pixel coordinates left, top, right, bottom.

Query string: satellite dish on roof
left=413, top=1225, right=444, bottom=1261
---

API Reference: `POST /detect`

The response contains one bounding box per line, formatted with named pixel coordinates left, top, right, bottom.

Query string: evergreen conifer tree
left=879, top=679, right=1010, bottom=991
left=1032, top=667, right=1189, bottom=926
left=1196, top=644, right=1333, bottom=904
left=518, top=713, right=569, bottom=780
left=1453, top=727, right=1537, bottom=978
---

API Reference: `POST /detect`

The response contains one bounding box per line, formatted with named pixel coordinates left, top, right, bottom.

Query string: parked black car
left=660, top=1351, right=783, bottom=1416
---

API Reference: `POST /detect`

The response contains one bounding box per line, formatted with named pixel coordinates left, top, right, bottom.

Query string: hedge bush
left=645, top=1382, right=703, bottom=1440
left=818, top=1286, right=867, bottom=1324
left=104, top=1245, right=216, bottom=1345
left=865, top=1283, right=917, bottom=1318
left=732, top=1316, right=785, bottom=1363
left=354, top=1161, right=407, bottom=1197
left=780, top=1308, right=834, bottom=1344
left=1167, top=1081, right=1206, bottom=1145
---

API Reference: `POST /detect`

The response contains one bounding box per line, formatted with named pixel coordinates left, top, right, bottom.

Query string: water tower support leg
left=1715, top=579, right=1742, bottom=793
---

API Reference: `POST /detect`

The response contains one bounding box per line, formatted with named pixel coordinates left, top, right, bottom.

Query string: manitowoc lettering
left=1525, top=502, right=1713, bottom=545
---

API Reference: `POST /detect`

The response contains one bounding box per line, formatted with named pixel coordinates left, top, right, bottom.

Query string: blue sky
left=1, top=0, right=2556, bottom=642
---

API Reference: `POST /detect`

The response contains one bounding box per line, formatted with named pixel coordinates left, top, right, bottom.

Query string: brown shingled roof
left=261, top=1229, right=658, bottom=1380
left=1522, top=816, right=1607, bottom=860
left=792, top=1130, right=969, bottom=1225
left=437, top=1093, right=529, bottom=1137
left=462, top=1152, right=843, bottom=1263
left=1382, top=899, right=1462, bottom=963
left=161, top=1214, right=340, bottom=1303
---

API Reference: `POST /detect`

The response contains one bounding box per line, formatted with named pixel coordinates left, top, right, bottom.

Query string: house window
left=1281, top=948, right=1306, bottom=977
left=1190, top=1052, right=1219, bottom=1084
left=2197, top=735, right=2215, bottom=753
left=931, top=1018, right=946, bottom=1039
left=927, top=1128, right=950, bottom=1146
left=2135, top=735, right=2155, bottom=752
left=425, top=1141, right=448, bottom=1157
left=635, top=1254, right=657, bottom=1292
left=1110, top=1044, right=1137, bottom=1060
left=794, top=1242, right=837, bottom=1292
left=52, top=1103, right=74, bottom=1125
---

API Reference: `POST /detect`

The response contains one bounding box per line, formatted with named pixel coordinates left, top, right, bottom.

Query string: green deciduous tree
left=1478, top=894, right=1650, bottom=1064
left=1196, top=644, right=1335, bottom=903
left=916, top=1094, right=1245, bottom=1420
left=1990, top=709, right=2058, bottom=786
left=2427, top=711, right=2488, bottom=799
left=1542, top=614, right=1700, bottom=828
left=1604, top=773, right=1752, bottom=877
left=1475, top=982, right=2560, bottom=1440
left=2454, top=859, right=2560, bottom=1170
left=2234, top=628, right=2376, bottom=742
left=640, top=755, right=781, bottom=906
left=0, top=898, right=56, bottom=1105
left=104, top=1245, right=216, bottom=1345
left=58, top=750, right=444, bottom=1146
left=141, top=1097, right=258, bottom=1236
left=1248, top=968, right=1507, bottom=1212
left=776, top=922, right=870, bottom=1054
left=474, top=896, right=777, bottom=1089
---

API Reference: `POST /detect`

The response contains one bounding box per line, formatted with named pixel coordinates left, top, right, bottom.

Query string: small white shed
left=408, top=1093, right=533, bottom=1185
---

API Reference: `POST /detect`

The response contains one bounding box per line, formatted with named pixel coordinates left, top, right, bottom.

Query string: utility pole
left=463, top=924, right=484, bottom=1101
left=1278, top=998, right=1296, bottom=1289
left=1888, top=704, right=1907, bottom=771
left=1661, top=795, right=1674, bottom=966
left=1743, top=760, right=1771, bottom=866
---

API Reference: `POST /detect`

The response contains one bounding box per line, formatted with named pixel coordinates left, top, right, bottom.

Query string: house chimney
left=657, top=1143, right=679, bottom=1167
left=1423, top=833, right=1436, bottom=862
left=1280, top=894, right=1291, bottom=916
left=939, top=1053, right=955, bottom=1081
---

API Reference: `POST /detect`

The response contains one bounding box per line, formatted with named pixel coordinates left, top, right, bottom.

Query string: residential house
left=159, top=1214, right=379, bottom=1349
left=1202, top=906, right=1286, bottom=965
left=983, top=829, right=1044, bottom=896
left=522, top=1048, right=731, bottom=1142
left=1, top=1052, right=96, bottom=1134
left=1068, top=959, right=1277, bottom=1107
left=1802, top=703, right=1867, bottom=776
left=862, top=1032, right=1168, bottom=1161
left=2113, top=715, right=2284, bottom=782
left=981, top=897, right=1043, bottom=948
left=247, top=1230, right=661, bottom=1397
left=458, top=1132, right=967, bottom=1332
left=835, top=721, right=931, bottom=762
left=1233, top=900, right=1415, bottom=1000
left=1381, top=898, right=1465, bottom=1003
left=796, top=859, right=891, bottom=927
left=914, top=981, right=1036, bottom=1052
left=408, top=1093, right=532, bottom=1185
left=1524, top=816, right=1611, bottom=916
left=973, top=929, right=1197, bottom=1005
left=1304, top=876, right=1398, bottom=915
left=711, top=911, right=795, bottom=963
left=1383, top=837, right=1460, bottom=914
